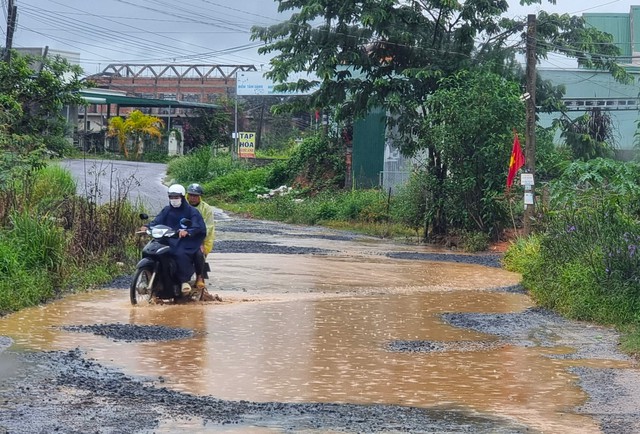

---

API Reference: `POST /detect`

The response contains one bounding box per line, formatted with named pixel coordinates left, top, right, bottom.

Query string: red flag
left=506, top=132, right=525, bottom=188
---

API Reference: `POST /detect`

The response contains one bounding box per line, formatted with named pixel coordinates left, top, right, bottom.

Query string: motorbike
left=130, top=214, right=193, bottom=305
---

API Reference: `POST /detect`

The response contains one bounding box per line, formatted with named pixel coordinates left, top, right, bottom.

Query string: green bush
left=460, top=231, right=490, bottom=253
left=31, top=164, right=76, bottom=205
left=286, top=134, right=345, bottom=191
left=506, top=201, right=640, bottom=327
left=0, top=266, right=51, bottom=313
left=205, top=166, right=270, bottom=201
left=8, top=211, right=66, bottom=273
left=265, top=159, right=293, bottom=188
left=502, top=235, right=542, bottom=274
left=391, top=172, right=428, bottom=236
left=336, top=190, right=388, bottom=222
left=167, top=147, right=212, bottom=183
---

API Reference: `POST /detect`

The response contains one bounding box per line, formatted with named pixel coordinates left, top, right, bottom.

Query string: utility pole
left=3, top=0, right=17, bottom=64
left=524, top=14, right=537, bottom=235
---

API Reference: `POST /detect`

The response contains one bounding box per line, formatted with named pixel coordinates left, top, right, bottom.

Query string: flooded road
left=0, top=217, right=637, bottom=433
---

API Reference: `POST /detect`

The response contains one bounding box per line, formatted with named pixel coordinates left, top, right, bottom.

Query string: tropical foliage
left=182, top=99, right=233, bottom=152
left=554, top=108, right=616, bottom=161
left=107, top=110, right=164, bottom=158
left=0, top=51, right=85, bottom=155
left=251, top=0, right=626, bottom=240
left=252, top=0, right=627, bottom=124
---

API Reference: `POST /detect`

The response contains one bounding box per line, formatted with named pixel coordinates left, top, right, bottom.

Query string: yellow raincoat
left=194, top=199, right=215, bottom=255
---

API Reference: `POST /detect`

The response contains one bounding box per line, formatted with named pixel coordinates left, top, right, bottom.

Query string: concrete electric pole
left=3, top=0, right=17, bottom=64
left=524, top=14, right=537, bottom=236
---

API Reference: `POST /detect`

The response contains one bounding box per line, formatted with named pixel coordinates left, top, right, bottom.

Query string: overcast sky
left=4, top=0, right=639, bottom=75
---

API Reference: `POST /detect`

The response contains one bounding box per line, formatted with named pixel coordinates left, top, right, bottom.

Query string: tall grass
left=504, top=203, right=640, bottom=326
left=167, top=147, right=243, bottom=184
left=233, top=190, right=390, bottom=226
left=0, top=162, right=142, bottom=314
left=30, top=164, right=76, bottom=205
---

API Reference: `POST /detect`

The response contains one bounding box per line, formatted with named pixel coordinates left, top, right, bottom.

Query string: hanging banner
left=238, top=132, right=256, bottom=158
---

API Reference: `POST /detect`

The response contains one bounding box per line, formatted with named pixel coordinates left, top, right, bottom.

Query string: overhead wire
left=19, top=5, right=197, bottom=61
left=18, top=0, right=277, bottom=66
left=14, top=0, right=634, bottom=83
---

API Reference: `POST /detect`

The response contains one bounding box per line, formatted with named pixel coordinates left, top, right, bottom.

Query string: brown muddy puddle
left=0, top=253, right=626, bottom=433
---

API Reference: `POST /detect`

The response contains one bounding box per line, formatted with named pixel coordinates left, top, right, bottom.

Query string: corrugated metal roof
left=78, top=90, right=220, bottom=109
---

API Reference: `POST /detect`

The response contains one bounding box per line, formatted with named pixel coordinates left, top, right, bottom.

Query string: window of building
left=182, top=93, right=200, bottom=102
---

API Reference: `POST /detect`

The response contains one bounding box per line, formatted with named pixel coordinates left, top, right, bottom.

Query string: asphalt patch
left=61, top=323, right=196, bottom=342
left=214, top=240, right=335, bottom=255
left=386, top=339, right=507, bottom=353
left=0, top=348, right=536, bottom=434
left=386, top=251, right=503, bottom=268
left=441, top=307, right=564, bottom=345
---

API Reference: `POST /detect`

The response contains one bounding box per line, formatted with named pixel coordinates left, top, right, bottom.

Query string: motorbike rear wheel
left=130, top=267, right=155, bottom=305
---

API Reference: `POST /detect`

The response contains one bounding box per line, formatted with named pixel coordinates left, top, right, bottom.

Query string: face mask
left=170, top=198, right=182, bottom=208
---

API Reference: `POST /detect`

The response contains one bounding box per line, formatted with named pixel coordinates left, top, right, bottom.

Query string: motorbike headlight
left=151, top=227, right=168, bottom=238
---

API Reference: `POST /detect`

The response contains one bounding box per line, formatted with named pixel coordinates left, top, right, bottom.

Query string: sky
left=3, top=0, right=639, bottom=76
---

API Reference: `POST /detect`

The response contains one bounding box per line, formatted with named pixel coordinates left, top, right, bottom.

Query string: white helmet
left=167, top=184, right=186, bottom=196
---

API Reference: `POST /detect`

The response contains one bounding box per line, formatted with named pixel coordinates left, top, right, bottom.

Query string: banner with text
left=236, top=71, right=319, bottom=96
left=238, top=132, right=256, bottom=158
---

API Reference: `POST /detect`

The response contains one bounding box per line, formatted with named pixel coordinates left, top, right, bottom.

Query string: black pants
left=194, top=250, right=208, bottom=279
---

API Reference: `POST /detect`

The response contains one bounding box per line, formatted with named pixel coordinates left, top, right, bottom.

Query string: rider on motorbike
left=186, top=183, right=215, bottom=290
left=140, top=184, right=206, bottom=295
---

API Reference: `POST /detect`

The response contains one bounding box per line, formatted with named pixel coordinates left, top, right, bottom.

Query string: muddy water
left=0, top=252, right=626, bottom=433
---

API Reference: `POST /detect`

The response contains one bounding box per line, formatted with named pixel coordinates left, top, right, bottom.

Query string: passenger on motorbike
left=186, top=183, right=215, bottom=290
left=140, top=184, right=206, bottom=295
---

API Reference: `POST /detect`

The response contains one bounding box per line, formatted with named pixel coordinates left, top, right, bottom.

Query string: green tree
left=554, top=108, right=615, bottom=161
left=252, top=0, right=626, bottom=124
left=107, top=110, right=164, bottom=159
left=182, top=98, right=233, bottom=152
left=251, top=0, right=626, bottom=238
left=0, top=51, right=85, bottom=154
left=413, top=69, right=525, bottom=238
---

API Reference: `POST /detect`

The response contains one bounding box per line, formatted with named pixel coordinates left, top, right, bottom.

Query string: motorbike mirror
left=180, top=218, right=192, bottom=227
left=139, top=213, right=149, bottom=220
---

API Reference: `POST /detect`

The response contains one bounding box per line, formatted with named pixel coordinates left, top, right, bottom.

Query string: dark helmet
left=187, top=183, right=204, bottom=196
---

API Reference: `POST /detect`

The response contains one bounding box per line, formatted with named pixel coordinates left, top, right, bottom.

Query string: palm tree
left=107, top=110, right=164, bottom=159
left=107, top=116, right=128, bottom=158
left=127, top=110, right=164, bottom=158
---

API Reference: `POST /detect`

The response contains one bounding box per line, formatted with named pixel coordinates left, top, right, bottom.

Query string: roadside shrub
left=312, top=200, right=338, bottom=223
left=511, top=201, right=640, bottom=326
left=265, top=159, right=293, bottom=188
left=205, top=166, right=270, bottom=201
left=140, top=151, right=170, bottom=163
left=286, top=134, right=345, bottom=191
left=30, top=164, right=77, bottom=213
left=336, top=190, right=388, bottom=222
left=8, top=211, right=66, bottom=274
left=167, top=147, right=213, bottom=182
left=460, top=231, right=490, bottom=253
left=391, top=171, right=429, bottom=237
left=247, top=195, right=297, bottom=222
left=0, top=266, right=51, bottom=313
left=502, top=235, right=542, bottom=274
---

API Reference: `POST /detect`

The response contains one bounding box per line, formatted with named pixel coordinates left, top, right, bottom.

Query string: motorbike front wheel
left=130, top=267, right=155, bottom=305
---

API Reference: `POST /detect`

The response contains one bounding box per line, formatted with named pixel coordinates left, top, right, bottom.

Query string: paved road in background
left=60, top=159, right=168, bottom=215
